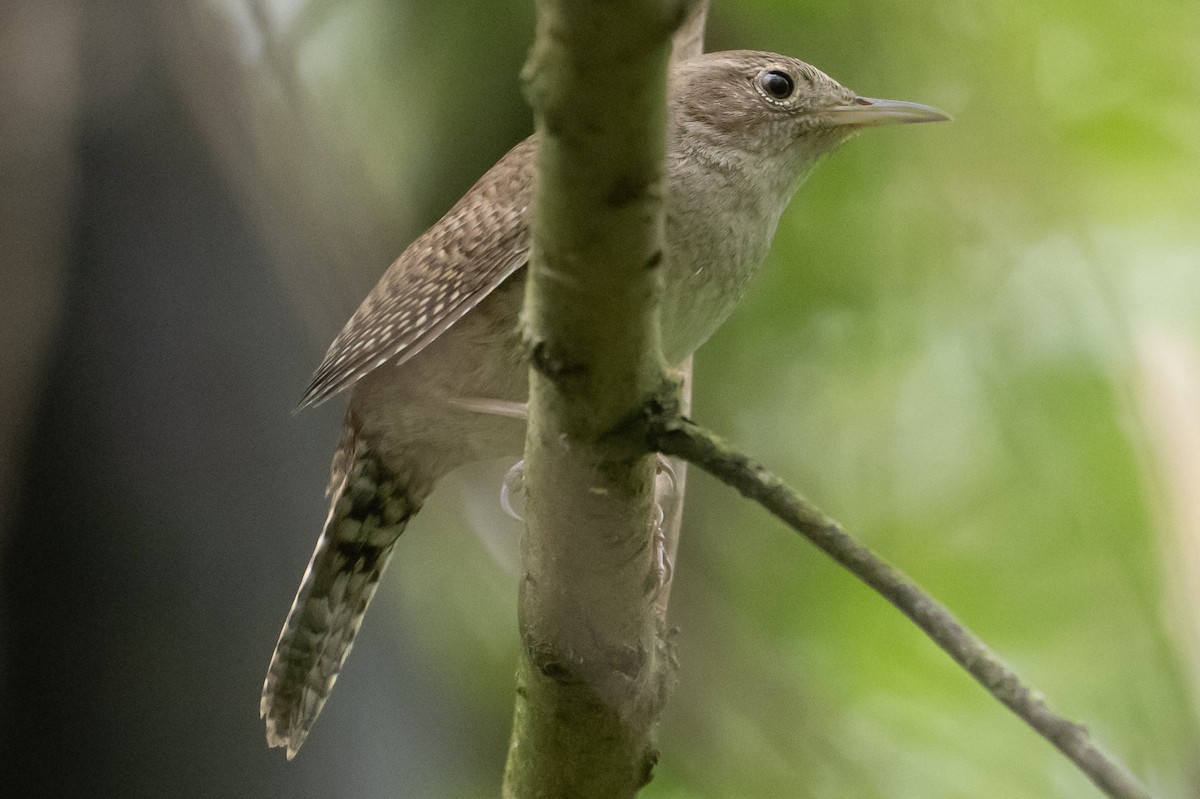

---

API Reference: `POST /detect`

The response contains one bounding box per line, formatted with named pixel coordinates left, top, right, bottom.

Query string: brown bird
left=261, top=49, right=948, bottom=758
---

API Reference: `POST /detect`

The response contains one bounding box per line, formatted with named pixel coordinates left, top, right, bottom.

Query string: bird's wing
left=299, top=137, right=536, bottom=410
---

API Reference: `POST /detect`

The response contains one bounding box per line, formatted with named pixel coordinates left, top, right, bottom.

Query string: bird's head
left=669, top=50, right=949, bottom=197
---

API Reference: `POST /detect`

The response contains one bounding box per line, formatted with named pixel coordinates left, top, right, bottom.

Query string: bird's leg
left=446, top=396, right=529, bottom=419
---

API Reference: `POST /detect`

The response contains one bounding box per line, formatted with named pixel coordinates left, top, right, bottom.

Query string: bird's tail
left=261, top=436, right=418, bottom=759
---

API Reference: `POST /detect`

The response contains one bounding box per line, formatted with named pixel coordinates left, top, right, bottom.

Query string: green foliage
left=645, top=1, right=1200, bottom=795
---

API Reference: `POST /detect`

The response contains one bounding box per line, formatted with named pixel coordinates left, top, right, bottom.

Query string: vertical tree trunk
left=502, top=2, right=706, bottom=796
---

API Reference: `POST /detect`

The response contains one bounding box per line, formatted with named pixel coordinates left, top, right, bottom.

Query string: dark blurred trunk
left=0, top=1, right=464, bottom=795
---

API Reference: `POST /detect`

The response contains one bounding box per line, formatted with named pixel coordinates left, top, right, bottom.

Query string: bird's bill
left=821, top=97, right=951, bottom=128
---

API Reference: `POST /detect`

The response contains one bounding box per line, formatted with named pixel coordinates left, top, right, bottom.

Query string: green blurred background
left=2, top=0, right=1197, bottom=796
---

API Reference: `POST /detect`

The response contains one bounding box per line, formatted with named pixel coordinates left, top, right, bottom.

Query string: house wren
left=262, top=49, right=947, bottom=758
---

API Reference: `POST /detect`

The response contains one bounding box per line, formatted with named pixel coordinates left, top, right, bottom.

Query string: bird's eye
left=759, top=70, right=795, bottom=100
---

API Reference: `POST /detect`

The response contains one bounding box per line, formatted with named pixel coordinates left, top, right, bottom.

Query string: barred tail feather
left=261, top=451, right=414, bottom=759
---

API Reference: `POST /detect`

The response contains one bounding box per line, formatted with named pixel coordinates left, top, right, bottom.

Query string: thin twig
left=644, top=413, right=1153, bottom=799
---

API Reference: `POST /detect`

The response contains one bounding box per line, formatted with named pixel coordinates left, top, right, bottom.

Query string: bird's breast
left=658, top=183, right=781, bottom=364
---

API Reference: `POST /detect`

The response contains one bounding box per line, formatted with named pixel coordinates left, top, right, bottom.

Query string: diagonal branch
left=642, top=411, right=1153, bottom=799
